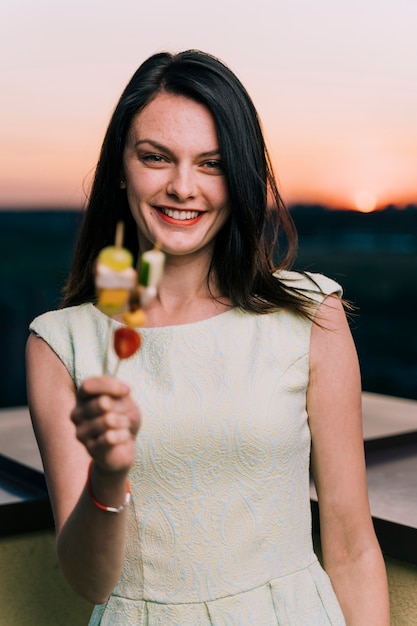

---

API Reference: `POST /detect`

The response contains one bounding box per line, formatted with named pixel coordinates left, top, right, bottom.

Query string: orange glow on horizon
left=0, top=117, right=416, bottom=212
left=1, top=0, right=417, bottom=216
left=271, top=147, right=417, bottom=211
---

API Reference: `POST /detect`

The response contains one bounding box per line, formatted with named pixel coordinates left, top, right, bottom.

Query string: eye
left=141, top=153, right=167, bottom=165
left=202, top=160, right=223, bottom=172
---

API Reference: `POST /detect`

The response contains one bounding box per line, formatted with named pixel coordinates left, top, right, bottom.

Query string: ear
left=120, top=180, right=127, bottom=189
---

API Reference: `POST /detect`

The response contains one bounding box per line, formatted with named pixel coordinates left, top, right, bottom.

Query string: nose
left=166, top=164, right=196, bottom=201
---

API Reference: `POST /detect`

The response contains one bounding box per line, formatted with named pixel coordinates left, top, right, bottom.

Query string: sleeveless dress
left=30, top=271, right=346, bottom=626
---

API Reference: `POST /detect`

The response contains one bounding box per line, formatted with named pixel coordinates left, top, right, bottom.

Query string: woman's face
left=122, top=92, right=231, bottom=260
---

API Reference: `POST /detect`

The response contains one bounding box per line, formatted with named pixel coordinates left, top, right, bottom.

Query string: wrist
left=87, top=460, right=131, bottom=513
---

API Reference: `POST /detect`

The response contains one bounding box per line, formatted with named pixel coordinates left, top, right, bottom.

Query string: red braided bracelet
left=87, top=461, right=131, bottom=513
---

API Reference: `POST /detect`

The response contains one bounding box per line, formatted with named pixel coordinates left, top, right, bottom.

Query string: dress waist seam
left=110, top=556, right=320, bottom=605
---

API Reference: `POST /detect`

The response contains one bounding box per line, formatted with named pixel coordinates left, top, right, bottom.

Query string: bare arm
left=26, top=333, right=141, bottom=604
left=308, top=296, right=390, bottom=625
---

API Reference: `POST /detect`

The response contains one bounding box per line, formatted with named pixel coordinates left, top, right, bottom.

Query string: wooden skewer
left=102, top=220, right=124, bottom=374
left=102, top=316, right=113, bottom=375
left=115, top=221, right=124, bottom=248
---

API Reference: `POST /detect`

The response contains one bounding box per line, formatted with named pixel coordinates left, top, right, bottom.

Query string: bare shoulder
left=26, top=331, right=74, bottom=384
left=26, top=333, right=90, bottom=530
left=308, top=294, right=362, bottom=453
left=309, top=296, right=360, bottom=403
left=307, top=294, right=370, bottom=536
left=26, top=332, right=78, bottom=427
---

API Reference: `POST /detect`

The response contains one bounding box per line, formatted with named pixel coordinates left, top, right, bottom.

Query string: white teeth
left=161, top=208, right=200, bottom=220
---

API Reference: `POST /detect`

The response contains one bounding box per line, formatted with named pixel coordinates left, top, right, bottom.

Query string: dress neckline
left=87, top=302, right=240, bottom=331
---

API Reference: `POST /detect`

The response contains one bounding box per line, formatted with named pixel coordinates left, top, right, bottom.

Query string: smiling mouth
left=157, top=207, right=203, bottom=225
left=160, top=207, right=201, bottom=220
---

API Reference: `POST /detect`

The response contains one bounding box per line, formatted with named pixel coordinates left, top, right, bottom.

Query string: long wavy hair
left=62, top=50, right=317, bottom=317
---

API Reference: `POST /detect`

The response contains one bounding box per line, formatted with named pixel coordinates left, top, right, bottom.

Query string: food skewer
left=94, top=221, right=165, bottom=376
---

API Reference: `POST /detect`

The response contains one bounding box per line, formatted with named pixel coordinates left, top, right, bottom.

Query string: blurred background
left=1, top=0, right=416, bottom=407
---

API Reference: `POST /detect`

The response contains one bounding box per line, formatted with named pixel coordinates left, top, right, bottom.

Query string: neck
left=143, top=252, right=232, bottom=327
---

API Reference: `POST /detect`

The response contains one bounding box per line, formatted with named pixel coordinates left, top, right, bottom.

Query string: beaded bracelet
left=87, top=461, right=131, bottom=513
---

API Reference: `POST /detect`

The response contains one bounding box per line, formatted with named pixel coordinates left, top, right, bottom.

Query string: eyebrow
left=133, top=139, right=221, bottom=159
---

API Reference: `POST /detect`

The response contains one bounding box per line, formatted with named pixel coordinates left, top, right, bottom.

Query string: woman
left=26, top=50, right=390, bottom=625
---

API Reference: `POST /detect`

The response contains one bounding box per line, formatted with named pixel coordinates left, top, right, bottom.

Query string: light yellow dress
left=30, top=271, right=346, bottom=625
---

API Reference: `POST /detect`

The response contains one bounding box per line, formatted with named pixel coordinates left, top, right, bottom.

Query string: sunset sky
left=1, top=0, right=416, bottom=211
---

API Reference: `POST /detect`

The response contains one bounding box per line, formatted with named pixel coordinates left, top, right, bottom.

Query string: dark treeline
left=291, top=202, right=417, bottom=237
left=0, top=205, right=416, bottom=408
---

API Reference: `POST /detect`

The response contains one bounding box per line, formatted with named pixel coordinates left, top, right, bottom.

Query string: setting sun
left=354, top=192, right=377, bottom=213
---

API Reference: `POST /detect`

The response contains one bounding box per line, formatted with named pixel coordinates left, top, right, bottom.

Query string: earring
left=120, top=180, right=126, bottom=189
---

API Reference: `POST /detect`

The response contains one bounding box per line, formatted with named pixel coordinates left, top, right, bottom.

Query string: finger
left=84, top=428, right=131, bottom=454
left=100, top=427, right=132, bottom=447
left=74, top=411, right=131, bottom=440
left=83, top=427, right=135, bottom=465
left=71, top=399, right=107, bottom=425
left=77, top=376, right=131, bottom=401
left=71, top=393, right=127, bottom=425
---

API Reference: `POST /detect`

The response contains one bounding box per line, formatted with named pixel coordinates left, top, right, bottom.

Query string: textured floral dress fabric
left=30, top=271, right=346, bottom=625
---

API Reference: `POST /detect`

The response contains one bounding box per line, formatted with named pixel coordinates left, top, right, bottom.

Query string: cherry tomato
left=114, top=327, right=141, bottom=359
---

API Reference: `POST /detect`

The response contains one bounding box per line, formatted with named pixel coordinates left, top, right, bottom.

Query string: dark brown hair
left=62, top=50, right=318, bottom=318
